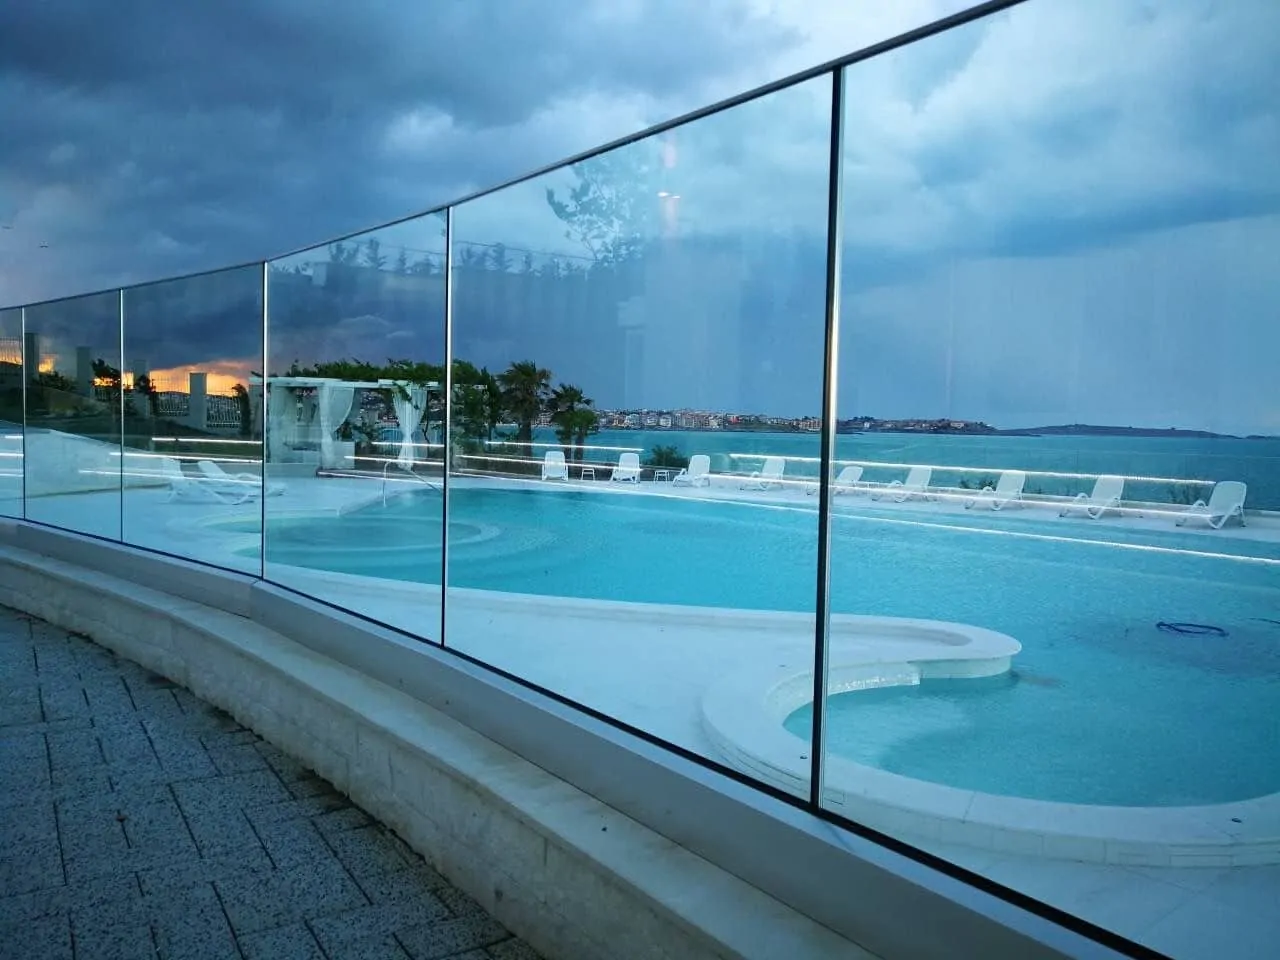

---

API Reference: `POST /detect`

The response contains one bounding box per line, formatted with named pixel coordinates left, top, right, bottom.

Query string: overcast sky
left=2, top=0, right=1277, bottom=432
left=0, top=0, right=976, bottom=304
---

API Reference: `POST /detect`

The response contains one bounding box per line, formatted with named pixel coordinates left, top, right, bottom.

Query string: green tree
left=451, top=360, right=490, bottom=442
left=231, top=383, right=252, bottom=438
left=480, top=368, right=502, bottom=442
left=363, top=238, right=387, bottom=270
left=35, top=370, right=76, bottom=393
left=394, top=248, right=409, bottom=274
left=498, top=360, right=551, bottom=450
left=548, top=384, right=598, bottom=462
left=91, top=358, right=120, bottom=387
left=645, top=445, right=689, bottom=470
left=282, top=358, right=443, bottom=391
left=133, top=374, right=161, bottom=418
left=285, top=358, right=383, bottom=381
left=92, top=358, right=121, bottom=420
left=487, top=243, right=511, bottom=273
left=545, top=148, right=655, bottom=264
left=328, top=241, right=359, bottom=265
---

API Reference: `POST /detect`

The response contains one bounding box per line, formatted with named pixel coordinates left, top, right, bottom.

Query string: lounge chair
left=610, top=452, right=640, bottom=483
left=1059, top=474, right=1124, bottom=519
left=741, top=456, right=786, bottom=491
left=965, top=470, right=1026, bottom=510
left=163, top=458, right=250, bottom=505
left=873, top=465, right=932, bottom=502
left=1177, top=481, right=1247, bottom=529
left=806, top=465, right=863, bottom=495
left=672, top=454, right=710, bottom=487
left=541, top=450, right=569, bottom=481
left=196, top=460, right=286, bottom=498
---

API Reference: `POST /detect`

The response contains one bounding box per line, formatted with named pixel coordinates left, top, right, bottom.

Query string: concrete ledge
left=0, top=516, right=258, bottom=617
left=0, top=520, right=1131, bottom=960
left=0, top=539, right=870, bottom=960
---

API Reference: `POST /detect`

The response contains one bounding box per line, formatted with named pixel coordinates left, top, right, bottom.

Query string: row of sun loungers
left=541, top=450, right=715, bottom=487
left=538, top=450, right=1248, bottom=529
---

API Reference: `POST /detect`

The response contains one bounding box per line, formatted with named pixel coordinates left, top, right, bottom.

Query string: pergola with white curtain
left=254, top=376, right=440, bottom=469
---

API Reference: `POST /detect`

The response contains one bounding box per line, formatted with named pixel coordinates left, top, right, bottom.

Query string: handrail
left=381, top=460, right=440, bottom=505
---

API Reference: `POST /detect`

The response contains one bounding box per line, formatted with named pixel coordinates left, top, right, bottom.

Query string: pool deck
left=4, top=471, right=1279, bottom=958
left=0, top=604, right=541, bottom=960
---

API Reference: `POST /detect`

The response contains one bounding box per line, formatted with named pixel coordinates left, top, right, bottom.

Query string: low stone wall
left=0, top=539, right=870, bottom=960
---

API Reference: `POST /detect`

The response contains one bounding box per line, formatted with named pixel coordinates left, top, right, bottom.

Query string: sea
left=533, top=428, right=1280, bottom=511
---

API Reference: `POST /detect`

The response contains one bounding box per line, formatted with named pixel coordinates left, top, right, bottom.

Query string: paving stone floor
left=0, top=605, right=543, bottom=960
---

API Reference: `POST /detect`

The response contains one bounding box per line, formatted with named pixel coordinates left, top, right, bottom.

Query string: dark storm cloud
left=0, top=0, right=798, bottom=304
left=1, top=0, right=780, bottom=127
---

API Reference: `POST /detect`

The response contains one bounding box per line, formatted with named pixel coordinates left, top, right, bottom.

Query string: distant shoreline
left=990, top=424, right=1262, bottom=440
left=589, top=423, right=1275, bottom=441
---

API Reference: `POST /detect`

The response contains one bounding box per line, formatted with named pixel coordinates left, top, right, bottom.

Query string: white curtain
left=393, top=386, right=427, bottom=469
left=318, top=383, right=355, bottom=467
left=267, top=384, right=297, bottom=461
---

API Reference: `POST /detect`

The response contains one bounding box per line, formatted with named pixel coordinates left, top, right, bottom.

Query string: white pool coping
left=702, top=647, right=1280, bottom=868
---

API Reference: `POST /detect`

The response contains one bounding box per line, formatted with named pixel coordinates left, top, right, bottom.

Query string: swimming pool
left=259, top=486, right=1280, bottom=807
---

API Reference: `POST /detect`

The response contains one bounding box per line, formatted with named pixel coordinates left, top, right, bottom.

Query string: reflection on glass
left=121, top=267, right=264, bottom=571
left=263, top=213, right=447, bottom=638
left=22, top=292, right=122, bottom=539
left=0, top=308, right=23, bottom=515
left=816, top=2, right=1280, bottom=956
left=446, top=77, right=834, bottom=794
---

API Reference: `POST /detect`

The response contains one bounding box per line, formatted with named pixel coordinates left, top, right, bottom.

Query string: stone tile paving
left=0, top=605, right=545, bottom=960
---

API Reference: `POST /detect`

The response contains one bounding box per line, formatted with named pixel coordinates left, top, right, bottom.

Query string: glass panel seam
left=440, top=208, right=455, bottom=649
left=809, top=66, right=846, bottom=808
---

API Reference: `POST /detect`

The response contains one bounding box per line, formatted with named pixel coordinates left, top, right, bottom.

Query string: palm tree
left=645, top=445, right=688, bottom=470
left=134, top=374, right=161, bottom=418
left=548, top=384, right=597, bottom=462
left=568, top=408, right=599, bottom=462
left=497, top=360, right=551, bottom=452
left=481, top=367, right=502, bottom=442
left=231, top=383, right=252, bottom=438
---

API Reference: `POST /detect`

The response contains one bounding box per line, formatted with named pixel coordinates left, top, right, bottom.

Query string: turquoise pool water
left=259, top=486, right=1280, bottom=806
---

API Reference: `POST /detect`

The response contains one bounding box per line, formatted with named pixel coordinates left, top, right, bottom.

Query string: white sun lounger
left=541, top=450, right=569, bottom=481
left=1176, top=480, right=1247, bottom=529
left=163, top=458, right=250, bottom=504
left=806, top=464, right=863, bottom=495
left=740, top=456, right=786, bottom=490
left=873, top=465, right=932, bottom=502
left=610, top=452, right=640, bottom=483
left=196, top=460, right=286, bottom=498
left=672, top=454, right=710, bottom=487
left=965, top=470, right=1026, bottom=510
left=1060, top=474, right=1124, bottom=519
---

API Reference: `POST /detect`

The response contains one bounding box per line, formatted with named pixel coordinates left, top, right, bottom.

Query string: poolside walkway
left=0, top=604, right=542, bottom=960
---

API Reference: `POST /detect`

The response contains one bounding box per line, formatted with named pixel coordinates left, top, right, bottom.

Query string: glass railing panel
left=820, top=1, right=1280, bottom=956
left=0, top=308, right=23, bottom=515
left=22, top=291, right=123, bottom=539
left=445, top=75, right=836, bottom=797
left=120, top=267, right=264, bottom=572
left=264, top=213, right=447, bottom=637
